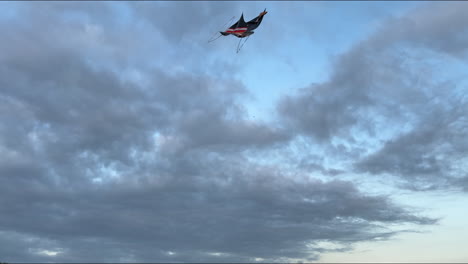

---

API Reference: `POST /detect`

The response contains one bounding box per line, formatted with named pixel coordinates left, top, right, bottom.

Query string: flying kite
left=209, top=9, right=268, bottom=53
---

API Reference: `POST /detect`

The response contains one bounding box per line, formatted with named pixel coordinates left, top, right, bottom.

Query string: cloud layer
left=1, top=1, right=466, bottom=262
left=279, top=2, right=468, bottom=191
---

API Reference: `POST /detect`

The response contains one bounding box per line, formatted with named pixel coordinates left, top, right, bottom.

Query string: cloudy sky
left=1, top=1, right=467, bottom=262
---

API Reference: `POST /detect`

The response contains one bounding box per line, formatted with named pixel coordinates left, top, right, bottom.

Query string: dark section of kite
left=209, top=9, right=267, bottom=53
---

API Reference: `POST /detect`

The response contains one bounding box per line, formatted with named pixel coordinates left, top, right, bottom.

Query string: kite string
left=208, top=34, right=223, bottom=43
left=236, top=35, right=251, bottom=53
left=208, top=16, right=236, bottom=43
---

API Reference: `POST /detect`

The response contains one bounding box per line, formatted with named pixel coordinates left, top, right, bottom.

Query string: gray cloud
left=0, top=161, right=435, bottom=262
left=0, top=2, right=439, bottom=262
left=277, top=2, right=468, bottom=191
left=279, top=2, right=468, bottom=139
left=368, top=1, right=468, bottom=58
left=356, top=98, right=468, bottom=191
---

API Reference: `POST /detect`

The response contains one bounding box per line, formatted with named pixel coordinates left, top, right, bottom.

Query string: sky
left=0, top=1, right=467, bottom=262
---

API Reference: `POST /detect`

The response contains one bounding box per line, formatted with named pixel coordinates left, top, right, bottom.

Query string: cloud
left=369, top=1, right=468, bottom=58
left=0, top=2, right=289, bottom=162
left=0, top=161, right=435, bottom=262
left=356, top=99, right=468, bottom=191
left=277, top=2, right=468, bottom=191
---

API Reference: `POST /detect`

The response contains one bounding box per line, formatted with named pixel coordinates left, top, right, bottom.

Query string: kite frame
left=208, top=16, right=236, bottom=43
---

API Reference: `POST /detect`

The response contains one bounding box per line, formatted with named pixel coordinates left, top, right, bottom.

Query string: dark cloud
left=0, top=2, right=288, bottom=163
left=0, top=162, right=435, bottom=262
left=0, top=2, right=440, bottom=262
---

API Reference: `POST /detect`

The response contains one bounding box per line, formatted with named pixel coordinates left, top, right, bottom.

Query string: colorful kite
left=209, top=9, right=268, bottom=53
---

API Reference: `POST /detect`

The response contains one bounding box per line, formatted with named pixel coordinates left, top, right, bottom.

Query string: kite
left=209, top=9, right=268, bottom=53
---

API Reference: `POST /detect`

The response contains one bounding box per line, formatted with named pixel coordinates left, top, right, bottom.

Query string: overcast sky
left=1, top=1, right=468, bottom=262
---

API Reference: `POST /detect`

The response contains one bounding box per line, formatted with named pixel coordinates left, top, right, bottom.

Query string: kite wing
left=246, top=9, right=267, bottom=31
left=221, top=13, right=248, bottom=37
